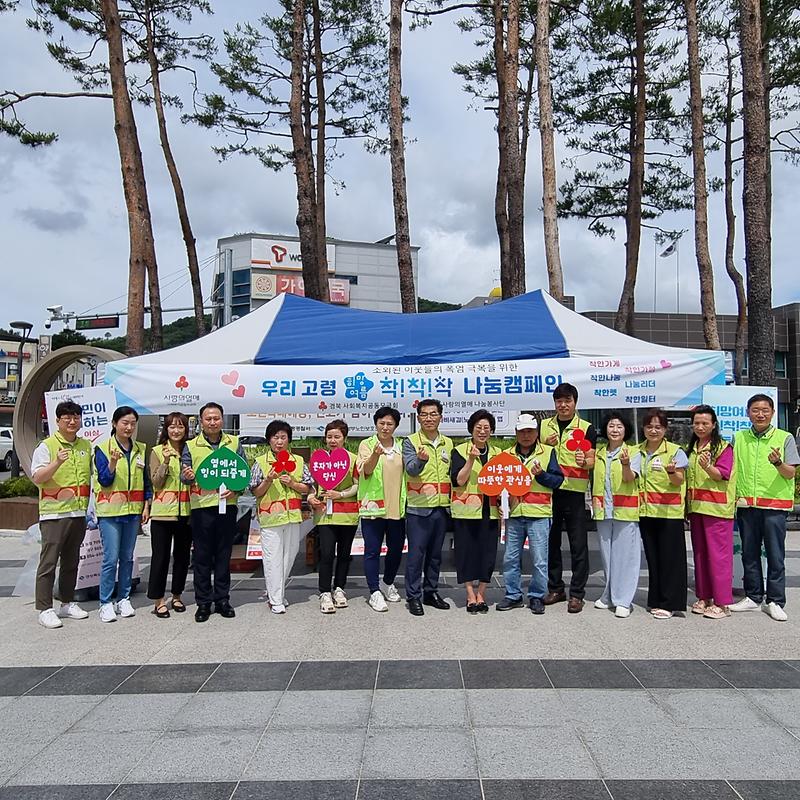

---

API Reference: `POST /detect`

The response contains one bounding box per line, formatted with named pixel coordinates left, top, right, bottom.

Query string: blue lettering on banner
left=344, top=372, right=374, bottom=401
left=261, top=380, right=297, bottom=397
left=625, top=395, right=657, bottom=404
left=591, top=374, right=621, bottom=382
left=593, top=388, right=618, bottom=398
left=301, top=380, right=337, bottom=396
left=464, top=374, right=562, bottom=396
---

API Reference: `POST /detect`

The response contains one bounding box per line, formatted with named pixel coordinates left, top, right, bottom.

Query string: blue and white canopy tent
left=104, top=290, right=725, bottom=416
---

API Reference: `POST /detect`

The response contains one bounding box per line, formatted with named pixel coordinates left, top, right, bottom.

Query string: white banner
left=45, top=385, right=118, bottom=445
left=702, top=384, right=779, bottom=441
left=105, top=351, right=725, bottom=416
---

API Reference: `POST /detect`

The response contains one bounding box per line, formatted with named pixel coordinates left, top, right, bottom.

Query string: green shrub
left=0, top=477, right=38, bottom=499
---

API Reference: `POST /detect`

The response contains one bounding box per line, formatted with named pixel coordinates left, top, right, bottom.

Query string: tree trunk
left=723, top=36, right=747, bottom=383
left=739, top=0, right=774, bottom=384
left=143, top=1, right=205, bottom=338
left=685, top=0, right=720, bottom=349
left=502, top=0, right=526, bottom=297
left=615, top=0, right=646, bottom=334
left=100, top=0, right=160, bottom=355
left=493, top=0, right=510, bottom=288
left=534, top=0, right=564, bottom=299
left=388, top=0, right=417, bottom=313
left=290, top=0, right=325, bottom=301
left=311, top=0, right=330, bottom=301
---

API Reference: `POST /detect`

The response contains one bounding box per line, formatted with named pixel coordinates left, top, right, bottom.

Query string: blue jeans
left=98, top=514, right=140, bottom=605
left=504, top=517, right=550, bottom=600
left=737, top=507, right=787, bottom=607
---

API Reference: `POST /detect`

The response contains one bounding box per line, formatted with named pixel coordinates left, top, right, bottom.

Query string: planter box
left=0, top=497, right=38, bottom=530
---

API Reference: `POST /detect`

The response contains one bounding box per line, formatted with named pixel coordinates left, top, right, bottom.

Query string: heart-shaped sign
left=195, top=447, right=251, bottom=492
left=270, top=449, right=296, bottom=474
left=309, top=447, right=351, bottom=490
left=565, top=429, right=592, bottom=452
left=477, top=452, right=533, bottom=497
left=232, top=384, right=246, bottom=398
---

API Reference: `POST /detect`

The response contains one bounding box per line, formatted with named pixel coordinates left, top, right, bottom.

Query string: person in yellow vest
left=308, top=419, right=359, bottom=614
left=541, top=383, right=597, bottom=613
left=180, top=402, right=244, bottom=622
left=450, top=410, right=501, bottom=613
left=496, top=414, right=564, bottom=615
left=94, top=406, right=152, bottom=624
left=250, top=420, right=311, bottom=615
left=147, top=411, right=191, bottom=619
left=638, top=408, right=688, bottom=619
left=729, top=393, right=799, bottom=622
left=30, top=400, right=92, bottom=629
left=591, top=412, right=641, bottom=619
left=685, top=405, right=735, bottom=620
left=357, top=407, right=406, bottom=613
left=402, top=398, right=453, bottom=616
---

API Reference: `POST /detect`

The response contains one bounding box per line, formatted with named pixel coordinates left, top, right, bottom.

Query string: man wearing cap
left=497, top=414, right=564, bottom=614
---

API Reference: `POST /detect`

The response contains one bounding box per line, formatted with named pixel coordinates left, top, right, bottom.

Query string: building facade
left=214, top=233, right=420, bottom=324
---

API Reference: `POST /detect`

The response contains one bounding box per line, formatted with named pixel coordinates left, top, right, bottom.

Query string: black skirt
left=453, top=517, right=500, bottom=584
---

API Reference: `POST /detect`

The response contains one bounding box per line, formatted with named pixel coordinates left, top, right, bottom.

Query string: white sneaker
left=99, top=603, right=118, bottom=623
left=369, top=590, right=389, bottom=612
left=381, top=581, right=402, bottom=603
left=38, top=608, right=63, bottom=629
left=729, top=597, right=760, bottom=612
left=594, top=598, right=610, bottom=610
left=271, top=603, right=286, bottom=614
left=115, top=598, right=135, bottom=618
left=765, top=602, right=788, bottom=622
left=332, top=587, right=348, bottom=608
left=320, top=592, right=336, bottom=614
left=58, top=602, right=89, bottom=620
left=615, top=606, right=631, bottom=618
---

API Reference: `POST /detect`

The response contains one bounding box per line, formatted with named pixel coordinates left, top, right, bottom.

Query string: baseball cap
left=515, top=413, right=538, bottom=431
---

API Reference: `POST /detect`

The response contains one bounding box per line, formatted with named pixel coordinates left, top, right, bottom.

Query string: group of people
left=30, top=384, right=797, bottom=628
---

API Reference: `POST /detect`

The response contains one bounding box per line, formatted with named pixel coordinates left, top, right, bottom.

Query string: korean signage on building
left=251, top=271, right=350, bottom=305
left=250, top=237, right=336, bottom=272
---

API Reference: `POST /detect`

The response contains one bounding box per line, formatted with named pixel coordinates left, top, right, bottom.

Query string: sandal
left=152, top=604, right=170, bottom=619
left=691, top=599, right=710, bottom=615
left=703, top=604, right=731, bottom=620
left=651, top=608, right=673, bottom=620
left=170, top=599, right=186, bottom=613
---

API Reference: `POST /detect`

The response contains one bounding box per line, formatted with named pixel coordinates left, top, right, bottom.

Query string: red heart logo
left=175, top=375, right=189, bottom=389
left=318, top=401, right=328, bottom=410
left=412, top=400, right=419, bottom=408
left=221, top=370, right=239, bottom=386
left=309, top=447, right=351, bottom=490
left=232, top=384, right=246, bottom=398
left=272, top=449, right=295, bottom=473
left=660, top=359, right=673, bottom=369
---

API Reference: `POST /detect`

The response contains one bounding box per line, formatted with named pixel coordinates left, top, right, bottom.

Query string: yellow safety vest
left=638, top=439, right=686, bottom=519
left=734, top=426, right=795, bottom=511
left=686, top=442, right=736, bottom=519
left=357, top=435, right=407, bottom=518
left=405, top=431, right=454, bottom=508
left=540, top=415, right=592, bottom=493
left=451, top=442, right=501, bottom=520
left=255, top=450, right=306, bottom=527
left=37, top=433, right=92, bottom=517
left=312, top=450, right=359, bottom=526
left=591, top=444, right=640, bottom=522
left=150, top=445, right=191, bottom=518
left=185, top=432, right=241, bottom=509
left=504, top=443, right=557, bottom=519
left=93, top=437, right=147, bottom=517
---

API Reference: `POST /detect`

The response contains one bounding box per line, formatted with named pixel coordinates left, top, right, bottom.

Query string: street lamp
left=8, top=320, right=32, bottom=476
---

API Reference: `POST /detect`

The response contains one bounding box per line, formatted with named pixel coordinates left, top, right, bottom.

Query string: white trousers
left=261, top=523, right=302, bottom=607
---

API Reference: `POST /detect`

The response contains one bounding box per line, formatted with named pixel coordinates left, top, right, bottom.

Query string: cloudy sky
left=2, top=2, right=799, bottom=342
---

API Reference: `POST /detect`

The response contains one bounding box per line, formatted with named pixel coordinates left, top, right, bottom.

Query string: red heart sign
left=271, top=450, right=296, bottom=474
left=309, top=447, right=351, bottom=490
left=477, top=452, right=533, bottom=497
left=232, top=384, right=246, bottom=398
left=565, top=429, right=592, bottom=452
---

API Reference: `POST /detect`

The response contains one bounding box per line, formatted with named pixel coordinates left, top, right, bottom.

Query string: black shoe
left=467, top=603, right=479, bottom=614
left=475, top=601, right=489, bottom=614
left=496, top=597, right=524, bottom=611
left=407, top=598, right=425, bottom=616
left=214, top=601, right=236, bottom=618
left=529, top=597, right=545, bottom=615
left=423, top=592, right=450, bottom=610
left=195, top=604, right=211, bottom=623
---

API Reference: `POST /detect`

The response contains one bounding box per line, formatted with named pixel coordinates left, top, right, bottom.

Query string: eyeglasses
left=59, top=415, right=81, bottom=422
left=418, top=412, right=440, bottom=419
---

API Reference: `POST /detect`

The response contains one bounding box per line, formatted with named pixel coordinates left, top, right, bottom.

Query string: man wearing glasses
left=30, top=401, right=92, bottom=628
left=402, top=399, right=454, bottom=616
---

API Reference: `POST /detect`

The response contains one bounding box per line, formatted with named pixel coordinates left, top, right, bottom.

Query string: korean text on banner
left=45, top=385, right=118, bottom=445
left=702, top=384, right=779, bottom=441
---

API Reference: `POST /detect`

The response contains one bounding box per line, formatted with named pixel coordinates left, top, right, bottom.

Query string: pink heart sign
left=221, top=370, right=239, bottom=386
left=309, top=447, right=351, bottom=490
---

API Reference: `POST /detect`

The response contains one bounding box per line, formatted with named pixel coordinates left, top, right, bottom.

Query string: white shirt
left=32, top=440, right=87, bottom=521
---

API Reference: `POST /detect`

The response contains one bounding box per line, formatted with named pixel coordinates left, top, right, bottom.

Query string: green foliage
left=418, top=297, right=461, bottom=312
left=52, top=328, right=88, bottom=350
left=89, top=314, right=211, bottom=354
left=0, top=477, right=38, bottom=498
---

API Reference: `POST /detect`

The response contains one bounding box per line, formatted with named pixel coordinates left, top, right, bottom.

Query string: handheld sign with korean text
left=309, top=447, right=351, bottom=515
left=195, top=447, right=251, bottom=513
left=478, top=452, right=533, bottom=518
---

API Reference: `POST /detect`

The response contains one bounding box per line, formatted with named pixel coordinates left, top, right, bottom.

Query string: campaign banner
left=106, top=351, right=725, bottom=416
left=75, top=528, right=140, bottom=589
left=702, top=384, right=779, bottom=441
left=45, top=385, right=118, bottom=445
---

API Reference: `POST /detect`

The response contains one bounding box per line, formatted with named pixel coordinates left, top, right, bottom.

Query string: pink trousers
left=689, top=513, right=734, bottom=605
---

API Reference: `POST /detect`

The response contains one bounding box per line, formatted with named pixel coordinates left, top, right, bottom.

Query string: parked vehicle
left=0, top=427, right=14, bottom=471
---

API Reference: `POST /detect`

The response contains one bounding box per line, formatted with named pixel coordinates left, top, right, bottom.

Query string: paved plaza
left=0, top=530, right=799, bottom=799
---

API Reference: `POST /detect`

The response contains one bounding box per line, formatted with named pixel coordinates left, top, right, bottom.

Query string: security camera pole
left=9, top=320, right=33, bottom=477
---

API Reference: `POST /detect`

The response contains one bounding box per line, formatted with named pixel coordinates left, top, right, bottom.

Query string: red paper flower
left=565, top=428, right=592, bottom=452
left=272, top=450, right=295, bottom=473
